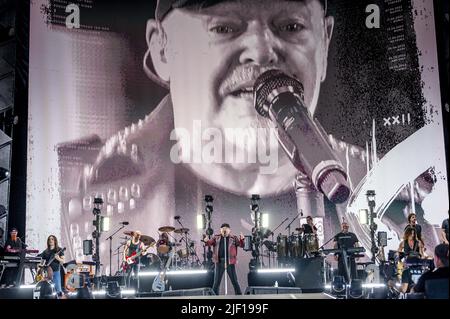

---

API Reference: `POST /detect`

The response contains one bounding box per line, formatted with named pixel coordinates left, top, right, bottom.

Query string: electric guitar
left=152, top=251, right=174, bottom=292
left=122, top=246, right=151, bottom=271
left=35, top=247, right=66, bottom=282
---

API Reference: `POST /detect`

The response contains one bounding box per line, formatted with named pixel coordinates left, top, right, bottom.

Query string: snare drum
left=177, top=248, right=189, bottom=259
left=277, top=235, right=288, bottom=258
left=304, top=234, right=319, bottom=254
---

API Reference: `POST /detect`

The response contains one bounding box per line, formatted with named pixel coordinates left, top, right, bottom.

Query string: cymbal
left=174, top=228, right=190, bottom=234
left=158, top=226, right=175, bottom=232
left=140, top=235, right=156, bottom=246
left=123, top=231, right=133, bottom=236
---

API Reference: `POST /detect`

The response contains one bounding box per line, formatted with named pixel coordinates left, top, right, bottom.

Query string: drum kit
left=120, top=225, right=201, bottom=272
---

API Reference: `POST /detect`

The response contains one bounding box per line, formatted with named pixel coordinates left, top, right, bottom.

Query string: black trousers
left=212, top=262, right=242, bottom=295
left=1, top=267, right=18, bottom=286
left=337, top=257, right=357, bottom=283
left=125, top=263, right=139, bottom=288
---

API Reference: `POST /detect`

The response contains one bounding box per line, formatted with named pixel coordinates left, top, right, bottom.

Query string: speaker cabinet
left=295, top=257, right=324, bottom=292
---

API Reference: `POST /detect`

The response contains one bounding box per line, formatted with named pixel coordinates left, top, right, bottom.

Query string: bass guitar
left=122, top=246, right=151, bottom=271
left=152, top=251, right=174, bottom=292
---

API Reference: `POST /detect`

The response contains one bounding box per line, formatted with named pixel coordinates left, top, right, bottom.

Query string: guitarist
left=123, top=230, right=148, bottom=288
left=38, top=235, right=65, bottom=297
left=203, top=223, right=245, bottom=295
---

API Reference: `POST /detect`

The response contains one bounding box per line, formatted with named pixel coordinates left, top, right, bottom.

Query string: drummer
left=157, top=232, right=173, bottom=265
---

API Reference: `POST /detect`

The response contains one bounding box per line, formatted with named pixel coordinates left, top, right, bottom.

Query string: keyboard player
left=0, top=228, right=22, bottom=287
left=333, top=222, right=360, bottom=283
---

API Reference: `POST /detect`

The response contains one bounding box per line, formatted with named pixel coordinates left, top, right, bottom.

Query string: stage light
left=349, top=279, right=364, bottom=299
left=0, top=167, right=9, bottom=180
left=262, top=213, right=269, bottom=228
left=331, top=276, right=346, bottom=294
left=197, top=214, right=205, bottom=230
left=106, top=281, right=121, bottom=299
left=358, top=209, right=369, bottom=225
left=139, top=269, right=208, bottom=277
left=100, top=216, right=110, bottom=232
left=121, top=289, right=136, bottom=295
left=257, top=268, right=296, bottom=274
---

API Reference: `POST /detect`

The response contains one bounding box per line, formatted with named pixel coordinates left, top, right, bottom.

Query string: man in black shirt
left=441, top=216, right=449, bottom=245
left=1, top=228, right=23, bottom=287
left=412, top=243, right=448, bottom=298
left=302, top=216, right=318, bottom=234
left=333, top=222, right=359, bottom=283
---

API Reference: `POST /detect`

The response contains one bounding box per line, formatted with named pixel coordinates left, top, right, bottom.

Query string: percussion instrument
left=304, top=234, right=319, bottom=254
left=288, top=235, right=304, bottom=258
left=140, top=235, right=156, bottom=247
left=277, top=235, right=288, bottom=258
left=177, top=248, right=189, bottom=259
left=174, top=228, right=189, bottom=234
left=158, top=226, right=175, bottom=232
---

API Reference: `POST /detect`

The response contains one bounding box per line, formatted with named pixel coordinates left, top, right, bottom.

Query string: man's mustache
left=219, top=65, right=287, bottom=97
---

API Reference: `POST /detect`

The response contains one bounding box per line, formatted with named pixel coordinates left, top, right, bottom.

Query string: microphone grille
left=253, top=69, right=304, bottom=118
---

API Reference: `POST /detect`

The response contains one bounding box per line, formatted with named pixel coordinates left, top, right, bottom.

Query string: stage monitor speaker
left=295, top=257, right=324, bottom=292
left=247, top=270, right=294, bottom=287
left=245, top=286, right=302, bottom=295
left=161, top=287, right=215, bottom=297
left=0, top=287, right=34, bottom=299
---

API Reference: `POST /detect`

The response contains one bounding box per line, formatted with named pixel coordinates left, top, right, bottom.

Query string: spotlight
left=100, top=216, right=110, bottom=232
left=358, top=209, right=369, bottom=225
left=349, top=279, right=364, bottom=299
left=331, top=276, right=346, bottom=296
left=262, top=214, right=269, bottom=228
left=197, top=214, right=205, bottom=230
left=0, top=167, right=9, bottom=180
left=106, top=281, right=121, bottom=299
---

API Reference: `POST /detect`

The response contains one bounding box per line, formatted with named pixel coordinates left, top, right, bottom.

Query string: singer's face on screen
left=147, top=0, right=333, bottom=193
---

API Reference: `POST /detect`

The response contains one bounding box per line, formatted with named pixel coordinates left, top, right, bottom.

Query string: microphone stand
left=106, top=224, right=126, bottom=276
left=271, top=217, right=289, bottom=267
left=285, top=214, right=301, bottom=237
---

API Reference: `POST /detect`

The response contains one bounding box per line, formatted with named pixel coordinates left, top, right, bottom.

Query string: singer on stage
left=203, top=223, right=245, bottom=295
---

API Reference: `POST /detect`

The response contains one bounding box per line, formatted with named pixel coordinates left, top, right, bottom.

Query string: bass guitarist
left=38, top=235, right=65, bottom=297
left=123, top=230, right=148, bottom=288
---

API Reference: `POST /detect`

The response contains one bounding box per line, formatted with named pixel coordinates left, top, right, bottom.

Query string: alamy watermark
left=170, top=120, right=279, bottom=174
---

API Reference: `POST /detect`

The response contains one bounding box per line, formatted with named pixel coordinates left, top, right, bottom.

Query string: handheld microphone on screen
left=119, top=221, right=129, bottom=225
left=253, top=69, right=350, bottom=204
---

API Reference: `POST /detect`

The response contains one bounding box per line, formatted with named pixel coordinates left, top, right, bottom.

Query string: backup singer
left=39, top=235, right=65, bottom=297
left=397, top=227, right=424, bottom=293
left=404, top=213, right=424, bottom=246
left=203, top=223, right=245, bottom=295
left=123, top=231, right=148, bottom=288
